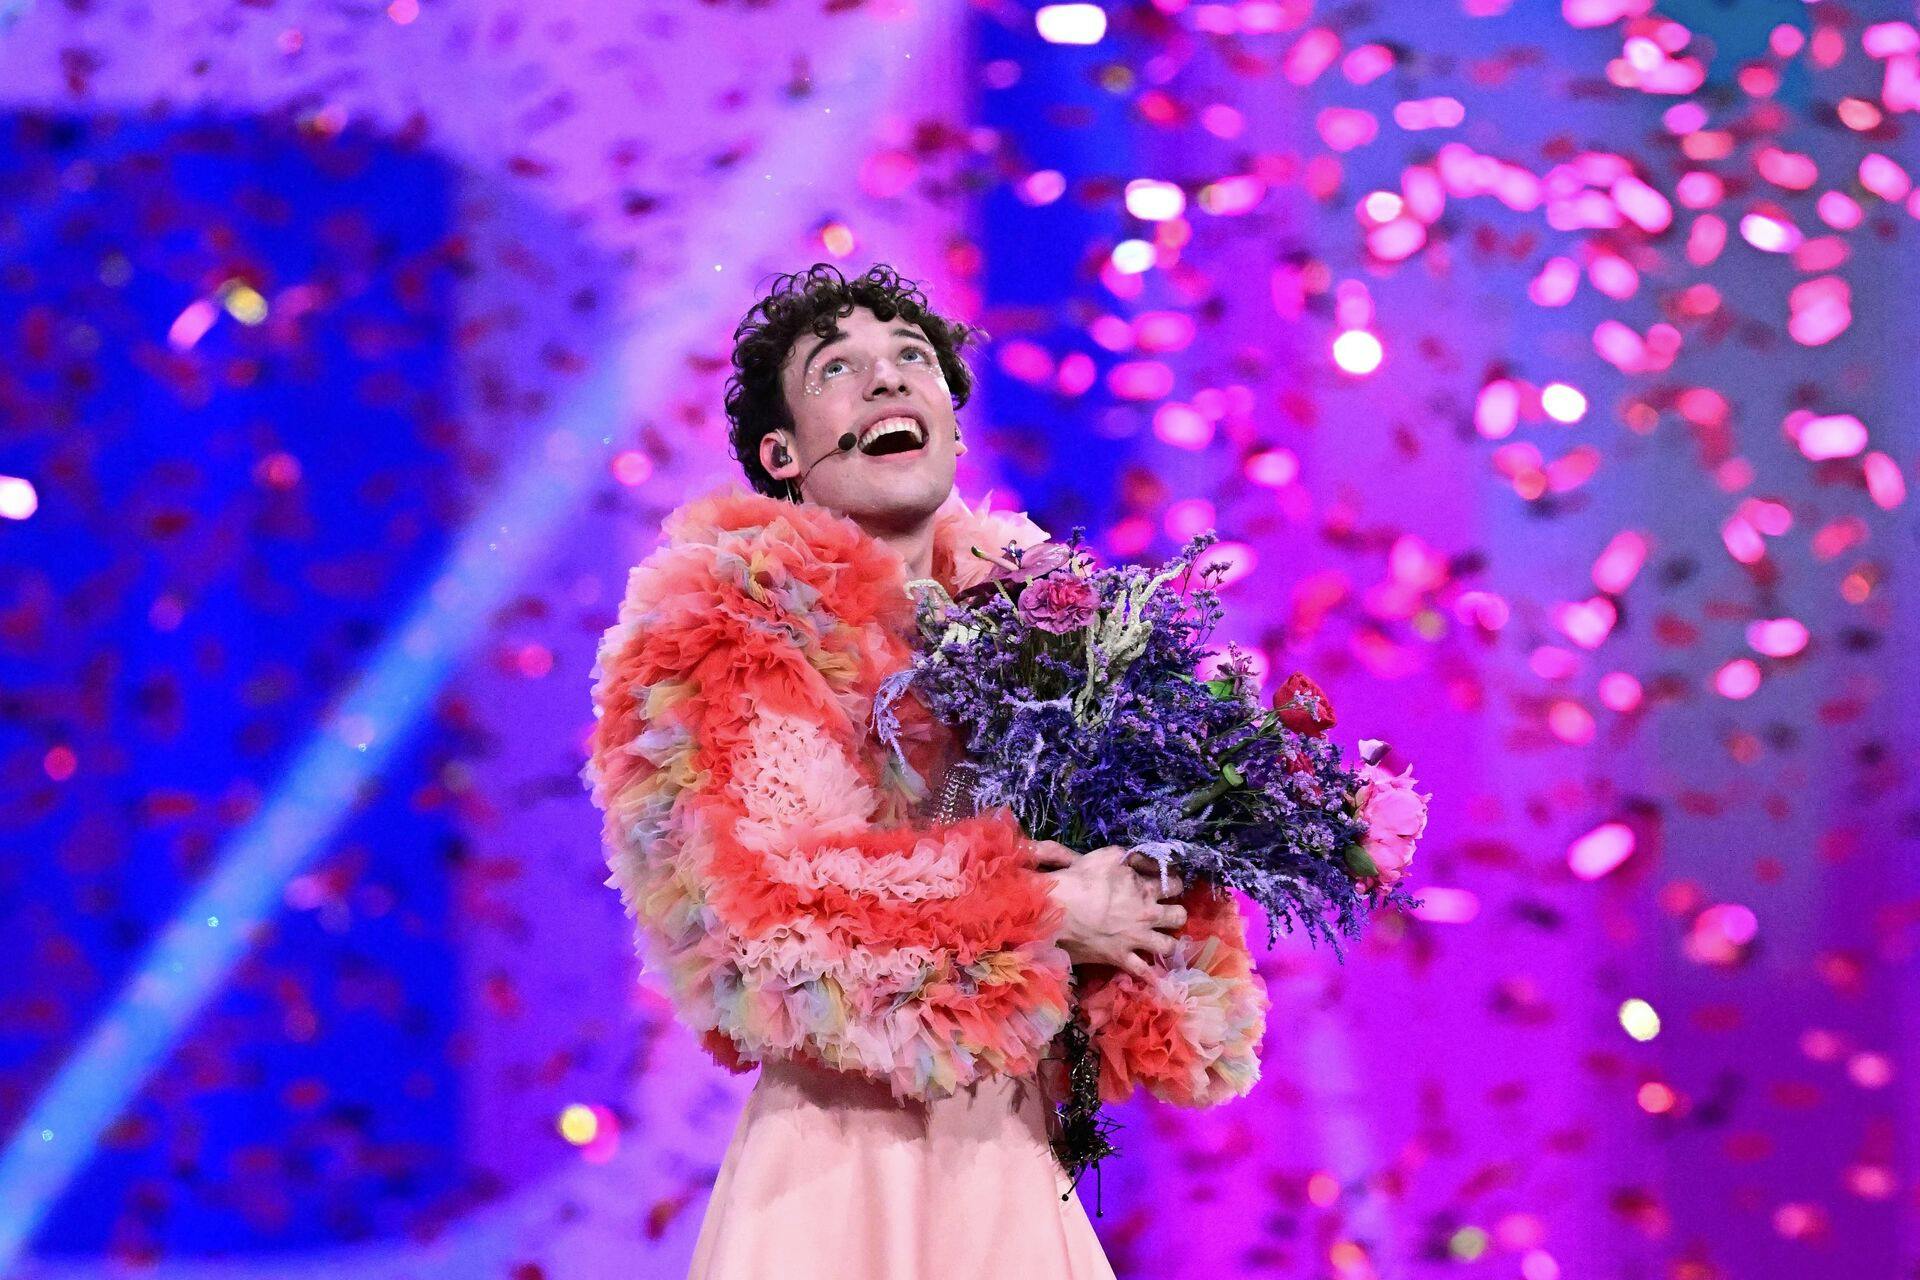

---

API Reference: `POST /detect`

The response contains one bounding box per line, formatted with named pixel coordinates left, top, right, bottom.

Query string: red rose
left=1273, top=671, right=1337, bottom=736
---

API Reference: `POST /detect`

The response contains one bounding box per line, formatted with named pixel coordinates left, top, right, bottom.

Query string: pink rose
left=1017, top=575, right=1100, bottom=633
left=1348, top=759, right=1429, bottom=889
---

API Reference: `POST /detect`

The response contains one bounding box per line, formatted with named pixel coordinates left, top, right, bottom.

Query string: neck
left=857, top=512, right=938, bottom=583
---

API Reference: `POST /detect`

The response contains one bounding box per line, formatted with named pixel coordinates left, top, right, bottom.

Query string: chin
left=820, top=465, right=954, bottom=527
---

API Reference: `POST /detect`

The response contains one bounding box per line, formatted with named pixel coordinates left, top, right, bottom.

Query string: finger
left=1157, top=875, right=1186, bottom=900
left=1120, top=953, right=1156, bottom=981
left=1030, top=841, right=1076, bottom=869
left=1123, top=851, right=1161, bottom=877
left=1136, top=933, right=1175, bottom=960
left=1157, top=905, right=1188, bottom=932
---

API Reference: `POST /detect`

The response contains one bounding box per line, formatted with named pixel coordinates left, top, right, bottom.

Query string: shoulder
left=618, top=486, right=912, bottom=638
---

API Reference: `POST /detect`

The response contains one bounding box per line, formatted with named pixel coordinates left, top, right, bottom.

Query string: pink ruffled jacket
left=584, top=489, right=1269, bottom=1108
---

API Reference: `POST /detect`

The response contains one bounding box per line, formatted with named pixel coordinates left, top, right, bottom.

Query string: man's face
left=762, top=305, right=964, bottom=529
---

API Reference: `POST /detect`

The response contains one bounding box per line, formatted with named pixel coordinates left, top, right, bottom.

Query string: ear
left=954, top=423, right=967, bottom=457
left=760, top=431, right=799, bottom=482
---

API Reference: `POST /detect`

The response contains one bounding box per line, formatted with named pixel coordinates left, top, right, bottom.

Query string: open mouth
left=857, top=415, right=927, bottom=458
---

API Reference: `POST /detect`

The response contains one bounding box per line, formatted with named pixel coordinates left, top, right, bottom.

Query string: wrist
left=1041, top=875, right=1086, bottom=961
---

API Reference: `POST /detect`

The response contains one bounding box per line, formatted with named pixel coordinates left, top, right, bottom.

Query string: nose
left=862, top=356, right=910, bottom=397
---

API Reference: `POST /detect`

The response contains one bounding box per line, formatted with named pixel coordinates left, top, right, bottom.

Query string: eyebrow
left=801, top=326, right=930, bottom=376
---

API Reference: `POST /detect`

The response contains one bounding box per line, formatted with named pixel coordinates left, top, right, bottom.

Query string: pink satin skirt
left=687, top=1056, right=1116, bottom=1279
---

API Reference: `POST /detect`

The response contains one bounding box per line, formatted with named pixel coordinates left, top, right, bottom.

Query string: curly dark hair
left=723, top=263, right=983, bottom=499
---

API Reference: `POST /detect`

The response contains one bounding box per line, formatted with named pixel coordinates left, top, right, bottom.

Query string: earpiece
left=771, top=441, right=793, bottom=468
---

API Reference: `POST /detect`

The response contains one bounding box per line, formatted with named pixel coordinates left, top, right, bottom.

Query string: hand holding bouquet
left=878, top=504, right=1429, bottom=1182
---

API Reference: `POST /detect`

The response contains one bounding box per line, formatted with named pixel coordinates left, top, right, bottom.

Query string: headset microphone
left=797, top=431, right=860, bottom=483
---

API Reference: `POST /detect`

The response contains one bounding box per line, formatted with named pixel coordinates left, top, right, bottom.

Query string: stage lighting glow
left=1163, top=496, right=1214, bottom=542
left=1553, top=596, right=1616, bottom=649
left=1391, top=96, right=1463, bottom=130
left=1859, top=153, right=1910, bottom=201
left=1636, top=1081, right=1676, bottom=1113
left=1591, top=529, right=1647, bottom=592
left=1817, top=190, right=1864, bottom=231
left=1019, top=168, right=1066, bottom=205
left=1520, top=1248, right=1562, bottom=1280
left=558, top=1104, right=598, bottom=1145
left=0, top=475, right=37, bottom=520
left=166, top=297, right=218, bottom=351
left=1200, top=103, right=1244, bottom=138
left=1124, top=178, right=1184, bottom=221
left=1529, top=646, right=1576, bottom=680
left=1331, top=329, right=1382, bottom=375
left=1847, top=1165, right=1897, bottom=1199
left=1447, top=1226, right=1489, bottom=1261
left=1107, top=359, right=1172, bottom=400
left=1152, top=402, right=1212, bottom=450
left=1327, top=1240, right=1372, bottom=1275
left=1035, top=3, right=1106, bottom=45
left=1597, top=672, right=1642, bottom=713
left=1720, top=513, right=1765, bottom=565
left=1407, top=887, right=1479, bottom=924
left=1683, top=903, right=1758, bottom=966
left=1619, top=999, right=1660, bottom=1042
left=1195, top=540, right=1256, bottom=589
left=1738, top=209, right=1802, bottom=253
left=1546, top=699, right=1595, bottom=745
left=42, top=746, right=75, bottom=781
left=254, top=450, right=302, bottom=488
left=1317, top=106, right=1378, bottom=153
left=1568, top=821, right=1634, bottom=880
left=1133, top=310, right=1194, bottom=351
left=1243, top=447, right=1298, bottom=488
left=1713, top=658, right=1761, bottom=700
left=1474, top=378, right=1518, bottom=439
left=611, top=450, right=652, bottom=486
left=1864, top=452, right=1907, bottom=509
left=820, top=221, right=855, bottom=256
left=1861, top=21, right=1918, bottom=58
left=1055, top=350, right=1096, bottom=395
left=1788, top=275, right=1852, bottom=346
left=1196, top=174, right=1262, bottom=215
left=1365, top=217, right=1424, bottom=262
left=1110, top=238, right=1154, bottom=273
left=1540, top=382, right=1586, bottom=423
left=1847, top=1052, right=1893, bottom=1089
left=1359, top=190, right=1402, bottom=223
left=1745, top=617, right=1808, bottom=658
left=1453, top=590, right=1510, bottom=633
left=1611, top=175, right=1672, bottom=233
left=218, top=279, right=268, bottom=324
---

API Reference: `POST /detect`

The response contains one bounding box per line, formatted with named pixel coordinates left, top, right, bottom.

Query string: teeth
left=858, top=416, right=925, bottom=450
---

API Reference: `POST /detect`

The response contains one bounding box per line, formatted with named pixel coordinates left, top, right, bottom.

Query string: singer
left=584, top=264, right=1268, bottom=1279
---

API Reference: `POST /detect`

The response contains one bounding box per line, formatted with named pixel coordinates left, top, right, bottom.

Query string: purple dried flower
left=887, top=530, right=1422, bottom=954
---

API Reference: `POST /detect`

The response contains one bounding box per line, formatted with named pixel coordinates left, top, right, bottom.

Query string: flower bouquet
left=877, top=503, right=1429, bottom=1184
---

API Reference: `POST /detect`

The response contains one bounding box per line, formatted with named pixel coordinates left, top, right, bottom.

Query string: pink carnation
left=1352, top=760, right=1429, bottom=889
left=1017, top=575, right=1100, bottom=633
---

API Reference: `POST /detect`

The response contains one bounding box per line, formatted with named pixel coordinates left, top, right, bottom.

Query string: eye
left=900, top=346, right=931, bottom=364
left=822, top=357, right=850, bottom=377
